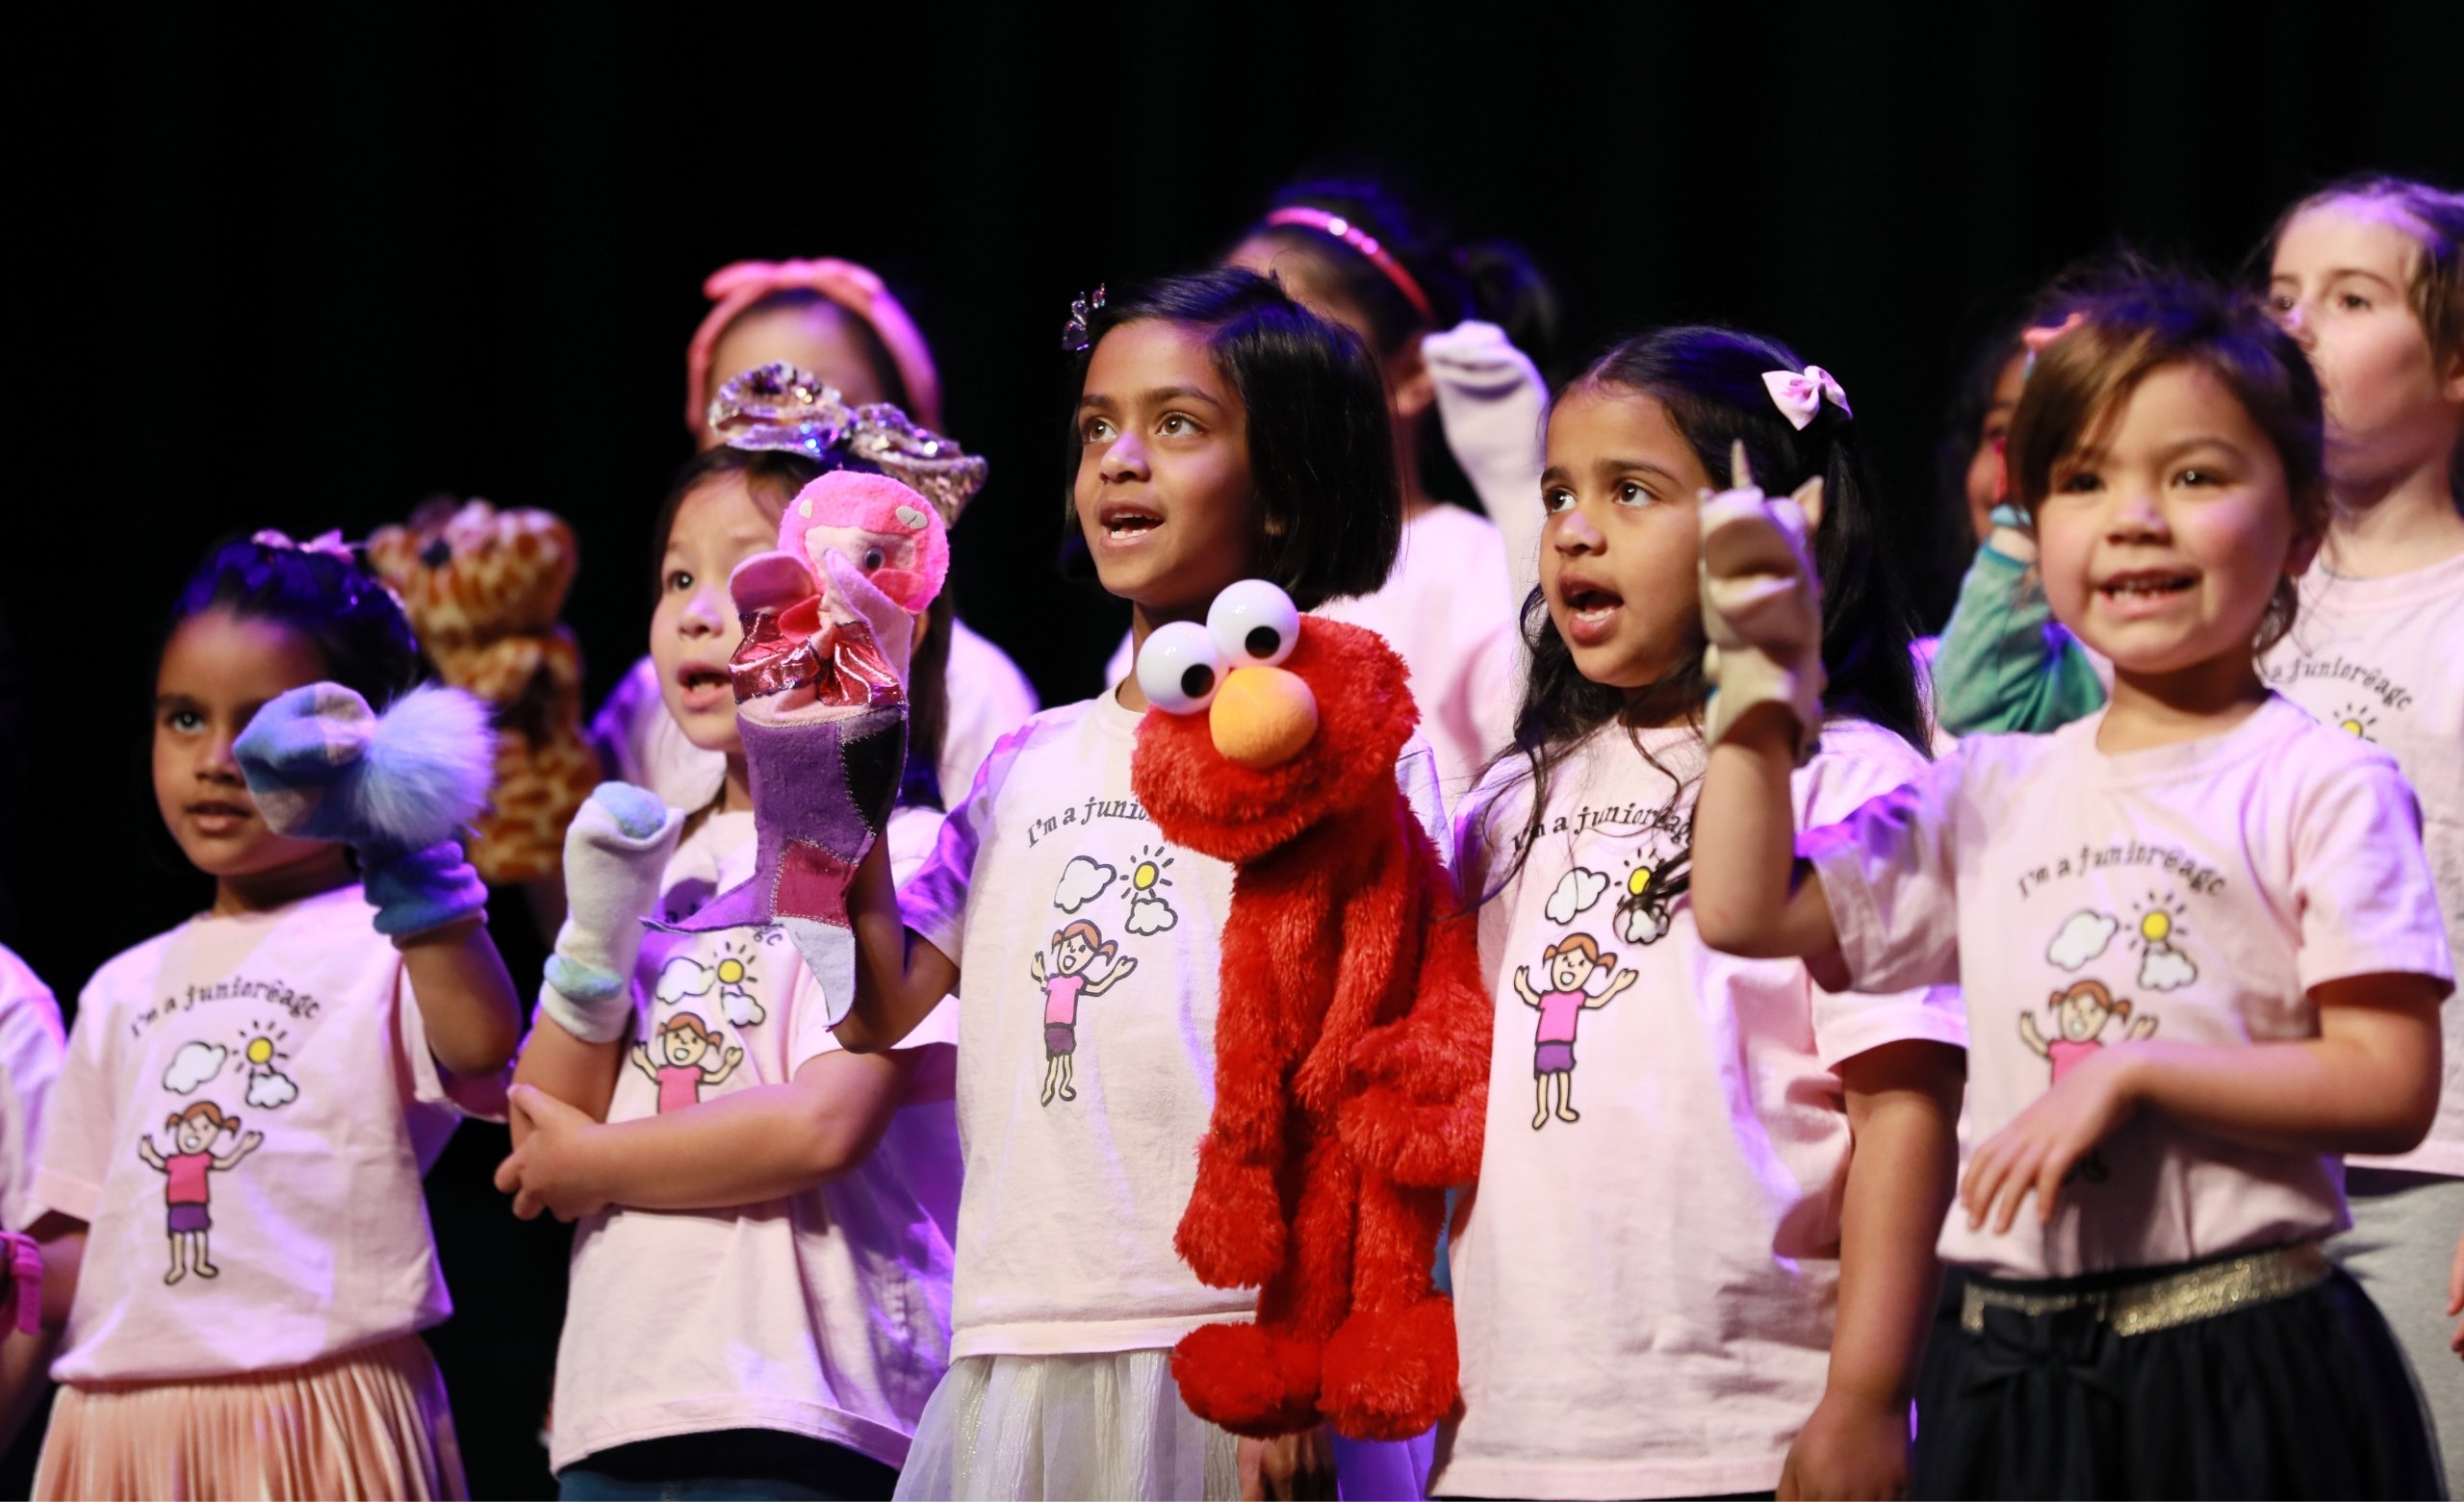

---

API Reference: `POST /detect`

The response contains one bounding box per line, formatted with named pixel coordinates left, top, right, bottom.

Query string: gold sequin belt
left=1960, top=1242, right=2333, bottom=1338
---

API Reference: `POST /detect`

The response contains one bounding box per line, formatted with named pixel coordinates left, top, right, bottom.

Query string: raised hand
left=1700, top=442, right=1827, bottom=763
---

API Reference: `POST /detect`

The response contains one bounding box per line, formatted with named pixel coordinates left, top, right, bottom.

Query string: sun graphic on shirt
left=2128, top=891, right=2199, bottom=992
left=2329, top=701, right=2377, bottom=741
left=1128, top=844, right=1175, bottom=897
left=232, top=1024, right=302, bottom=1109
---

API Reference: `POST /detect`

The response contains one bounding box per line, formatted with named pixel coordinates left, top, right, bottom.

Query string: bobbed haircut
left=166, top=535, right=425, bottom=710
left=2008, top=266, right=2327, bottom=654
left=652, top=445, right=954, bottom=808
left=1063, top=268, right=1401, bottom=613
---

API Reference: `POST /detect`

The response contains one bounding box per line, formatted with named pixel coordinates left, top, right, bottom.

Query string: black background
left=3, top=3, right=2459, bottom=1493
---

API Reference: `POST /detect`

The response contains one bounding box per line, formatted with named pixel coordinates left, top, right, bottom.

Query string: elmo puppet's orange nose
left=1209, top=666, right=1318, bottom=769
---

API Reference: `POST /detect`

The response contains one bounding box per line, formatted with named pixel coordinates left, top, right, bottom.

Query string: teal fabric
left=1932, top=544, right=2106, bottom=738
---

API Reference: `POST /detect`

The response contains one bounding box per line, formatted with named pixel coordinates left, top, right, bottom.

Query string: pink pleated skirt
left=34, top=1332, right=467, bottom=1500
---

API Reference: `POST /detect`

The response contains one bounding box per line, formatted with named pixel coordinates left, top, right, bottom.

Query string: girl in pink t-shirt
left=1436, top=325, right=1965, bottom=1501
left=1695, top=270, right=2447, bottom=1497
left=498, top=433, right=963, bottom=1496
left=1031, top=919, right=1136, bottom=1106
left=20, top=535, right=523, bottom=1500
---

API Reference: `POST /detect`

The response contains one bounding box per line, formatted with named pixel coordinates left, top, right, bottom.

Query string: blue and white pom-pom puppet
left=233, top=681, right=497, bottom=936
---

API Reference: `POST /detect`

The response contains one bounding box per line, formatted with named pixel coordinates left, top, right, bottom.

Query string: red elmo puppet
left=1129, top=580, right=1492, bottom=1440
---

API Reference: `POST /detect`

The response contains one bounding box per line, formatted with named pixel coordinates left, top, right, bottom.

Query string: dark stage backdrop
left=4, top=3, right=2458, bottom=1493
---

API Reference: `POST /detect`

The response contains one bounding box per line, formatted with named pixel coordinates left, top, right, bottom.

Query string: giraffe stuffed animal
left=368, top=498, right=600, bottom=884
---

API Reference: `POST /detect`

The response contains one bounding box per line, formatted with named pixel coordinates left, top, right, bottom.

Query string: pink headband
left=685, top=258, right=943, bottom=439
left=1263, top=208, right=1437, bottom=324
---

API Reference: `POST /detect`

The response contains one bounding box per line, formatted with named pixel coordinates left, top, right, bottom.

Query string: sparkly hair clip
left=1264, top=207, right=1436, bottom=323
left=708, top=362, right=988, bottom=524
left=251, top=528, right=359, bottom=564
left=1062, top=284, right=1107, bottom=354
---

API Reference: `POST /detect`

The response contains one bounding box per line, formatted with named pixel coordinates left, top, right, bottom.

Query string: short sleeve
left=397, top=966, right=511, bottom=1123
left=31, top=984, right=118, bottom=1227
left=0, top=962, right=65, bottom=1232
left=904, top=722, right=1026, bottom=969
left=1396, top=735, right=1449, bottom=855
left=1801, top=751, right=1968, bottom=995
left=2293, top=761, right=2455, bottom=996
left=1795, top=729, right=1967, bottom=1064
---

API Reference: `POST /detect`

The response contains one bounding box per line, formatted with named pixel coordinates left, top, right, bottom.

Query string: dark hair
left=2008, top=265, right=2327, bottom=655
left=1921, top=319, right=2029, bottom=618
left=1245, top=177, right=1562, bottom=511
left=165, top=536, right=425, bottom=709
left=2259, top=172, right=2464, bottom=498
left=1483, top=325, right=1930, bottom=902
left=727, top=290, right=914, bottom=414
left=654, top=446, right=954, bottom=808
left=1062, top=267, right=1401, bottom=613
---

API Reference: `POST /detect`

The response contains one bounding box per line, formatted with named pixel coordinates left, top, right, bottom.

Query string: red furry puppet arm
left=1173, top=898, right=1300, bottom=1292
left=1342, top=820, right=1492, bottom=1190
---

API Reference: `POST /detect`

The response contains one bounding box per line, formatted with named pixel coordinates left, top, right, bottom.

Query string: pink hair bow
left=686, top=257, right=943, bottom=440
left=1761, top=367, right=1852, bottom=430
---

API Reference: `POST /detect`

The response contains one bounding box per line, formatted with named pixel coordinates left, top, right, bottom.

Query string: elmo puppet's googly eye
left=1137, top=621, right=1226, bottom=716
left=1207, top=580, right=1300, bottom=668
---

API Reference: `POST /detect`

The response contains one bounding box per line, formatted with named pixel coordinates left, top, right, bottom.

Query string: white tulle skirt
left=893, top=1350, right=1433, bottom=1501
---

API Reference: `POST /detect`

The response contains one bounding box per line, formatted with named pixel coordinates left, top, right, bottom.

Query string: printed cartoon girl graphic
left=2019, top=979, right=2160, bottom=1181
left=629, top=1011, right=744, bottom=1113
left=136, top=1102, right=264, bottom=1285
left=1511, top=933, right=1638, bottom=1130
left=1030, top=919, right=1139, bottom=1106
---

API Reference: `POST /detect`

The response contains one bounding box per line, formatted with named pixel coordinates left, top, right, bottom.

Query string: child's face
left=153, top=609, right=347, bottom=882
left=2057, top=994, right=2110, bottom=1041
left=2270, top=202, right=2462, bottom=489
left=653, top=476, right=783, bottom=754
left=1056, top=933, right=1092, bottom=974
left=1964, top=352, right=2028, bottom=540
left=1074, top=320, right=1265, bottom=622
left=703, top=304, right=890, bottom=449
left=174, top=1116, right=218, bottom=1153
left=1539, top=386, right=1711, bottom=691
left=2035, top=363, right=2305, bottom=679
left=659, top=1030, right=704, bottom=1066
left=1547, top=949, right=1593, bottom=990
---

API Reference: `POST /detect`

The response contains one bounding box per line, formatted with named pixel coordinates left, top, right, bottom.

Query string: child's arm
left=1781, top=1039, right=1962, bottom=1500
left=1588, top=969, right=1640, bottom=1007
left=1964, top=975, right=2442, bottom=1234
left=1509, top=966, right=1542, bottom=1007
left=1931, top=512, right=2107, bottom=738
left=134, top=1137, right=164, bottom=1170
left=397, top=922, right=522, bottom=1079
left=1693, top=708, right=1843, bottom=965
left=0, top=1211, right=78, bottom=1452
left=836, top=841, right=959, bottom=1055
left=495, top=1048, right=923, bottom=1219
left=212, top=1131, right=265, bottom=1170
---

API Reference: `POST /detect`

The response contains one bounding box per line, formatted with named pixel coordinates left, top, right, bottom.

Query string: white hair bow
left=1761, top=367, right=1852, bottom=430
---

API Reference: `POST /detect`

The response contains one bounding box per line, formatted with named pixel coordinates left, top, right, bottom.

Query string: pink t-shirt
left=903, top=694, right=1446, bottom=1360
left=551, top=807, right=962, bottom=1473
left=1041, top=972, right=1088, bottom=1028
left=0, top=944, right=64, bottom=1235
left=2044, top=1037, right=2101, bottom=1083
left=1807, top=695, right=2453, bottom=1280
left=33, top=884, right=502, bottom=1383
left=1434, top=721, right=1964, bottom=1501
left=1531, top=990, right=1585, bottom=1044
left=161, top=1152, right=212, bottom=1205
left=2262, top=549, right=2464, bottom=1174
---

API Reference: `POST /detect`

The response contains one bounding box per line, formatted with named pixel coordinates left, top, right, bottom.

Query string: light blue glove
left=234, top=682, right=496, bottom=936
left=538, top=783, right=683, bottom=1043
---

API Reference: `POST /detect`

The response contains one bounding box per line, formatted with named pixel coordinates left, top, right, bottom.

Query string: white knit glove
left=1700, top=443, right=1827, bottom=764
left=1424, top=320, right=1549, bottom=616
left=537, top=783, right=683, bottom=1043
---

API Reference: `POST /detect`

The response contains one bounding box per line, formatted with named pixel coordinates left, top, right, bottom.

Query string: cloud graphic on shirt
left=163, top=1041, right=228, bottom=1095
left=1053, top=856, right=1118, bottom=915
left=2138, top=944, right=2198, bottom=992
left=1125, top=892, right=1179, bottom=936
left=244, top=1069, right=299, bottom=1109
left=1545, top=867, right=1610, bottom=925
left=2045, top=911, right=2119, bottom=972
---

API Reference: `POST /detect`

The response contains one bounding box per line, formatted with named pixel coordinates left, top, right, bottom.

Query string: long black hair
left=1061, top=267, right=1401, bottom=612
left=1484, top=324, right=1929, bottom=903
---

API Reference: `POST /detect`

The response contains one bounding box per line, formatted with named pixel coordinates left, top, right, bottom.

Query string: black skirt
left=1913, top=1250, right=2441, bottom=1500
